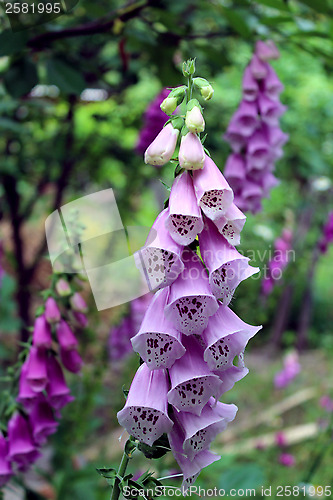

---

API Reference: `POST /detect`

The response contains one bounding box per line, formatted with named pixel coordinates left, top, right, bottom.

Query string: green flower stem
left=110, top=451, right=130, bottom=500
left=187, top=74, right=193, bottom=104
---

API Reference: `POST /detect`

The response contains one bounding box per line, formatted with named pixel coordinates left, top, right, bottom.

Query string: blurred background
left=0, top=0, right=333, bottom=498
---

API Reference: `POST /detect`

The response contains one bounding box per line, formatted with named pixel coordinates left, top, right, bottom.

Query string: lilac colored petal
left=177, top=397, right=237, bottom=460
left=144, top=123, right=179, bottom=166
left=216, top=365, right=249, bottom=394
left=203, top=305, right=261, bottom=372
left=32, top=315, right=53, bottom=349
left=263, top=65, right=284, bottom=100
left=109, top=316, right=135, bottom=362
left=242, top=181, right=263, bottom=201
left=223, top=154, right=246, bottom=187
left=44, top=297, right=61, bottom=324
left=70, top=293, right=88, bottom=313
left=55, top=278, right=71, bottom=296
left=165, top=249, right=218, bottom=335
left=29, top=399, right=58, bottom=446
left=168, top=419, right=220, bottom=491
left=56, top=319, right=78, bottom=351
left=73, top=311, right=88, bottom=327
left=136, top=89, right=169, bottom=155
left=258, top=93, right=287, bottom=126
left=214, top=203, right=246, bottom=246
left=165, top=171, right=204, bottom=246
left=242, top=66, right=259, bottom=102
left=249, top=54, right=268, bottom=80
left=131, top=293, right=154, bottom=331
left=7, top=413, right=41, bottom=471
left=117, top=363, right=173, bottom=446
left=223, top=121, right=247, bottom=153
left=168, top=336, right=223, bottom=415
left=279, top=453, right=295, bottom=467
left=0, top=433, right=12, bottom=486
left=247, top=129, right=270, bottom=170
left=193, top=155, right=234, bottom=221
left=228, top=100, right=259, bottom=137
left=26, top=346, right=48, bottom=393
left=179, top=133, right=205, bottom=170
left=135, top=209, right=184, bottom=290
left=131, top=288, right=186, bottom=369
left=17, top=361, right=40, bottom=408
left=199, top=218, right=259, bottom=304
left=255, top=40, right=280, bottom=61
left=262, top=173, right=279, bottom=197
left=60, top=348, right=83, bottom=373
left=267, top=126, right=289, bottom=148
left=46, top=356, right=74, bottom=410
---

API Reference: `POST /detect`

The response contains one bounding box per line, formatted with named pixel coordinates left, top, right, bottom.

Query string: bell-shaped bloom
left=274, top=351, right=300, bottom=389
left=249, top=54, right=268, bottom=80
left=224, top=122, right=246, bottom=153
left=193, top=155, right=233, bottom=223
left=228, top=100, right=258, bottom=137
left=258, top=94, right=287, bottom=127
left=70, top=293, right=88, bottom=313
left=0, top=433, right=12, bottom=487
left=255, top=40, right=280, bottom=61
left=214, top=203, right=246, bottom=247
left=73, top=311, right=88, bottom=327
left=263, top=65, right=284, bottom=101
left=223, top=154, right=246, bottom=192
left=168, top=336, right=223, bottom=415
left=55, top=278, right=71, bottom=296
left=165, top=249, right=218, bottom=335
left=135, top=209, right=184, bottom=291
left=26, top=346, right=48, bottom=392
left=242, top=66, right=259, bottom=102
left=199, top=218, right=259, bottom=304
left=268, top=126, right=289, bottom=148
left=165, top=171, right=204, bottom=245
left=29, top=399, right=58, bottom=445
left=242, top=182, right=263, bottom=214
left=131, top=288, right=185, bottom=369
left=109, top=316, right=135, bottom=362
left=185, top=106, right=205, bottom=133
left=117, top=363, right=173, bottom=446
left=178, top=133, right=205, bottom=170
left=47, top=356, right=74, bottom=410
left=137, top=89, right=169, bottom=155
left=176, top=397, right=237, bottom=460
left=17, top=361, right=39, bottom=409
left=202, top=306, right=261, bottom=372
left=168, top=417, right=220, bottom=492
left=218, top=365, right=249, bottom=395
left=32, top=315, right=52, bottom=349
left=7, top=413, right=40, bottom=471
left=44, top=297, right=61, bottom=324
left=262, top=172, right=279, bottom=197
left=56, top=319, right=78, bottom=351
left=247, top=129, right=270, bottom=170
left=60, top=348, right=83, bottom=373
left=144, top=123, right=179, bottom=166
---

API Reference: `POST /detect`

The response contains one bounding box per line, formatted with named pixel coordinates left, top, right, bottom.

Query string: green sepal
left=125, top=438, right=137, bottom=458
left=122, top=385, right=129, bottom=398
left=96, top=467, right=118, bottom=487
left=138, top=433, right=170, bottom=459
left=170, top=116, right=184, bottom=131
left=159, top=179, right=171, bottom=192
left=181, top=125, right=189, bottom=136
left=186, top=98, right=202, bottom=112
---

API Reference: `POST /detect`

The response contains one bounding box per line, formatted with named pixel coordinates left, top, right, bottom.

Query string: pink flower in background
left=262, top=228, right=293, bottom=296
left=274, top=351, right=301, bottom=389
left=224, top=40, right=288, bottom=214
left=320, top=395, right=333, bottom=413
left=136, top=88, right=170, bottom=155
left=279, top=453, right=295, bottom=467
left=319, top=211, right=333, bottom=254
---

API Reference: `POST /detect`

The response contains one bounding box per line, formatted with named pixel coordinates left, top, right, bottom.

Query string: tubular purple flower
left=0, top=433, right=12, bottom=487
left=214, top=203, right=246, bottom=247
left=249, top=54, right=268, bottom=80
left=26, top=346, right=48, bottom=392
left=73, top=311, right=88, bottom=327
left=268, top=126, right=289, bottom=148
left=242, top=66, right=259, bottom=102
left=168, top=418, right=220, bottom=491
left=46, top=356, right=74, bottom=410
left=199, top=218, right=259, bottom=304
left=56, top=319, right=78, bottom=351
left=247, top=129, right=271, bottom=170
left=176, top=397, right=237, bottom=460
left=258, top=94, right=287, bottom=127
left=60, top=348, right=83, bottom=373
left=144, top=123, right=179, bottom=166
left=255, top=40, right=280, bottom=61
left=202, top=306, right=261, bottom=372
left=137, top=89, right=169, bottom=155
left=165, top=249, right=218, bottom=335
left=263, top=65, right=284, bottom=101
left=32, top=314, right=52, bottom=349
left=131, top=288, right=185, bottom=369
left=262, top=172, right=279, bottom=196
left=224, top=122, right=247, bottom=153
left=241, top=182, right=264, bottom=214
left=7, top=413, right=40, bottom=471
left=193, top=155, right=234, bottom=222
left=29, top=399, right=58, bottom=445
left=135, top=209, right=184, bottom=291
left=218, top=365, right=249, bottom=394
left=17, top=361, right=39, bottom=409
left=44, top=297, right=61, bottom=324
left=179, top=133, right=205, bottom=170
left=117, top=363, right=173, bottom=446
left=228, top=100, right=258, bottom=137
left=165, top=171, right=204, bottom=245
left=168, top=336, right=223, bottom=415
left=70, top=292, right=88, bottom=313
left=223, top=154, right=246, bottom=192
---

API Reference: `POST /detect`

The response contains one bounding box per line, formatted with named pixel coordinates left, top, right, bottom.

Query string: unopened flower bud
left=185, top=99, right=205, bottom=133
left=144, top=123, right=179, bottom=166
left=160, top=86, right=186, bottom=115
left=55, top=278, right=71, bottom=297
left=179, top=133, right=205, bottom=170
left=193, top=77, right=214, bottom=100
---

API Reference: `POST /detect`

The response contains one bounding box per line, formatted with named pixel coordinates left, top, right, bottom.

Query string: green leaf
left=0, top=31, right=28, bottom=57
left=252, top=0, right=291, bottom=12
left=138, top=433, right=170, bottom=459
left=219, top=463, right=266, bottom=493
left=46, top=59, right=86, bottom=95
left=0, top=118, right=24, bottom=134
left=297, top=0, right=331, bottom=14
left=4, top=58, right=38, bottom=98
left=222, top=8, right=252, bottom=38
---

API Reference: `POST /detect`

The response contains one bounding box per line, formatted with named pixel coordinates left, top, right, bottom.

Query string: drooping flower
left=7, top=413, right=40, bottom=471
left=136, top=88, right=169, bottom=155
left=17, top=361, right=39, bottom=409
left=32, top=315, right=52, bottom=349
left=0, top=433, right=12, bottom=486
left=262, top=228, right=293, bottom=296
left=165, top=171, right=204, bottom=246
left=70, top=292, right=88, bottom=313
left=131, top=288, right=185, bottom=370
left=46, top=356, right=75, bottom=410
left=26, top=346, right=48, bottom=392
left=144, top=123, right=179, bottom=167
left=185, top=100, right=205, bottom=133
left=274, top=351, right=300, bottom=389
left=117, top=363, right=173, bottom=446
left=319, top=211, right=333, bottom=253
left=165, top=249, right=218, bottom=335
left=44, top=297, right=61, bottom=324
left=178, top=132, right=205, bottom=170
left=60, top=348, right=83, bottom=374
left=55, top=278, right=71, bottom=296
left=29, top=399, right=59, bottom=445
left=56, top=319, right=78, bottom=351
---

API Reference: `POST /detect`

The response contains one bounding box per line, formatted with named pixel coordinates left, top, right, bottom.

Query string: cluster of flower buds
left=0, top=277, right=88, bottom=486
left=117, top=62, right=261, bottom=491
left=274, top=350, right=300, bottom=389
left=223, top=40, right=288, bottom=214
left=318, top=211, right=333, bottom=254
left=262, top=228, right=293, bottom=296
